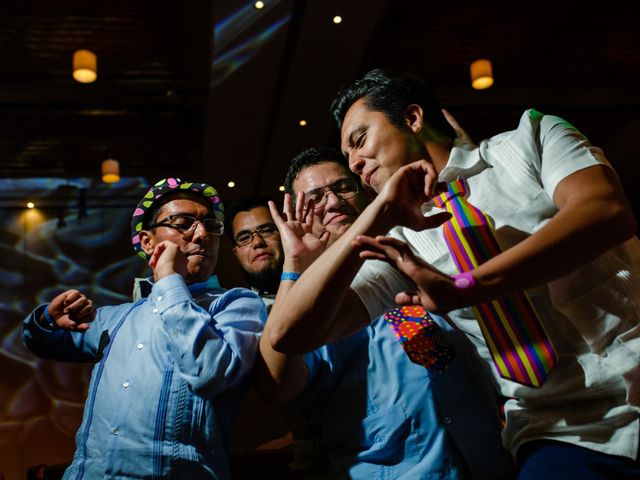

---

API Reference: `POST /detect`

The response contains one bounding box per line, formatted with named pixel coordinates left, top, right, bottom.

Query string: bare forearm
left=253, top=333, right=308, bottom=406
left=473, top=166, right=636, bottom=300
left=268, top=197, right=393, bottom=352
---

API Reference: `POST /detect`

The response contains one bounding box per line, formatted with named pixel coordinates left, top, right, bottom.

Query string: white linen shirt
left=352, top=109, right=640, bottom=460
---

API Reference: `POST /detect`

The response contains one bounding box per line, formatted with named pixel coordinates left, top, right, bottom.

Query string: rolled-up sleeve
left=530, top=111, right=609, bottom=200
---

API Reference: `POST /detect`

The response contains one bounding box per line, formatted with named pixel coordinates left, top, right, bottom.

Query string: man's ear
left=139, top=230, right=156, bottom=257
left=404, top=104, right=424, bottom=133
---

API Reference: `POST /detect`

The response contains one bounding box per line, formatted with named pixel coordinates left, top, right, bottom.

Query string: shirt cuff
left=149, top=274, right=193, bottom=313
left=34, top=304, right=58, bottom=331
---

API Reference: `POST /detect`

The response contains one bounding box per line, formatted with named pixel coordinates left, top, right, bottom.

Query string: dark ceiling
left=1, top=0, right=211, bottom=180
left=2, top=0, right=639, bottom=281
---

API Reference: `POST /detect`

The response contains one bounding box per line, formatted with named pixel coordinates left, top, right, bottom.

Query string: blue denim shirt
left=300, top=314, right=514, bottom=479
left=23, top=274, right=266, bottom=479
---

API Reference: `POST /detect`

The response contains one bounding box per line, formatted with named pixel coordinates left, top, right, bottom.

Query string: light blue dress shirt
left=300, top=313, right=514, bottom=479
left=23, top=274, right=266, bottom=479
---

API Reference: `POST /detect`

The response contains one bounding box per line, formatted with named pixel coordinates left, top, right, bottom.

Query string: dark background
left=0, top=1, right=638, bottom=477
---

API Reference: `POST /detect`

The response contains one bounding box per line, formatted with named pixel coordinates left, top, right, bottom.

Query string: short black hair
left=330, top=68, right=455, bottom=138
left=224, top=196, right=273, bottom=242
left=284, top=145, right=359, bottom=195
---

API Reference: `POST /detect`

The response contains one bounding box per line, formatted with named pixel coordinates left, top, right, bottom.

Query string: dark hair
left=284, top=145, right=360, bottom=195
left=330, top=68, right=455, bottom=138
left=224, top=196, right=273, bottom=242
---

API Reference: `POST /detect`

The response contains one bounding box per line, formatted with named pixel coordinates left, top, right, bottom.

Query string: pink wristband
left=452, top=271, right=476, bottom=289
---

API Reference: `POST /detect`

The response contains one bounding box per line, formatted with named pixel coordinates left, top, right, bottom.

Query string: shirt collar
left=438, top=139, right=489, bottom=183
left=251, top=286, right=276, bottom=298
left=133, top=275, right=221, bottom=299
left=189, top=275, right=221, bottom=296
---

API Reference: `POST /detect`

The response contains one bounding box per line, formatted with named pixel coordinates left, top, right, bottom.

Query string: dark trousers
left=517, top=440, right=640, bottom=480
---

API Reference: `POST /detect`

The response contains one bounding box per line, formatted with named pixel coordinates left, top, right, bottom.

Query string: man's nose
left=324, top=189, right=343, bottom=209
left=349, top=153, right=365, bottom=176
left=250, top=232, right=267, bottom=247
left=191, top=221, right=210, bottom=243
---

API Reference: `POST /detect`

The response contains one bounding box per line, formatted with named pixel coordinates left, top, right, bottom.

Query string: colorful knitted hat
left=130, top=177, right=224, bottom=260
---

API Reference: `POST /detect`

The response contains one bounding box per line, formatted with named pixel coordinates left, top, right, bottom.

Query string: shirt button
left=152, top=308, right=159, bottom=314
left=137, top=343, right=144, bottom=350
left=600, top=351, right=608, bottom=358
left=444, top=417, right=453, bottom=424
left=123, top=381, right=130, bottom=388
left=113, top=427, right=120, bottom=435
left=156, top=296, right=163, bottom=302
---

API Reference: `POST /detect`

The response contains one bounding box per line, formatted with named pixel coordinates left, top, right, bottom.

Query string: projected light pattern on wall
left=211, top=0, right=291, bottom=87
left=0, top=177, right=151, bottom=477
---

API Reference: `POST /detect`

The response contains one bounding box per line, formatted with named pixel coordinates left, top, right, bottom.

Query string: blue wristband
left=281, top=272, right=301, bottom=282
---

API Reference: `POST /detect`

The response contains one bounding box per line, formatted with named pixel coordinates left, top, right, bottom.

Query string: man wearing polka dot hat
left=22, top=177, right=266, bottom=479
left=130, top=177, right=225, bottom=295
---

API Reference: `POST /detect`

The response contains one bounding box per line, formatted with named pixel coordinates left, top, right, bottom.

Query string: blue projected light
left=211, top=0, right=291, bottom=87
left=0, top=177, right=152, bottom=472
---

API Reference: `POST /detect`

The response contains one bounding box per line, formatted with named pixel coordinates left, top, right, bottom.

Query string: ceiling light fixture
left=278, top=186, right=285, bottom=192
left=333, top=15, right=342, bottom=24
left=26, top=202, right=35, bottom=209
left=470, top=59, right=494, bottom=90
left=73, top=49, right=98, bottom=84
left=299, top=119, right=307, bottom=126
left=101, top=158, right=120, bottom=183
left=254, top=1, right=265, bottom=9
left=227, top=181, right=236, bottom=188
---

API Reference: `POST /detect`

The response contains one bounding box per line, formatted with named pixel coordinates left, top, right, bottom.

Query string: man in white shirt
left=265, top=68, right=640, bottom=479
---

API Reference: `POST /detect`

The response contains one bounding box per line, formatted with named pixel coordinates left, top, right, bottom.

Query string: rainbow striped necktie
left=433, top=177, right=557, bottom=387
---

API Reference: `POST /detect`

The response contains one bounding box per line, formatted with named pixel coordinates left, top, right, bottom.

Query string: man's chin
left=245, top=265, right=281, bottom=294
left=250, top=258, right=277, bottom=270
left=185, top=257, right=216, bottom=284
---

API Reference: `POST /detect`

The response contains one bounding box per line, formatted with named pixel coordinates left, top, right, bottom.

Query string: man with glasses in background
left=22, top=177, right=266, bottom=479
left=226, top=196, right=283, bottom=311
left=252, top=147, right=513, bottom=479
left=223, top=196, right=297, bottom=476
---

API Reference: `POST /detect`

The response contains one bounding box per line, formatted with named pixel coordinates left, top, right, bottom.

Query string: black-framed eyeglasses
left=234, top=223, right=278, bottom=247
left=149, top=214, right=224, bottom=236
left=304, top=178, right=359, bottom=211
